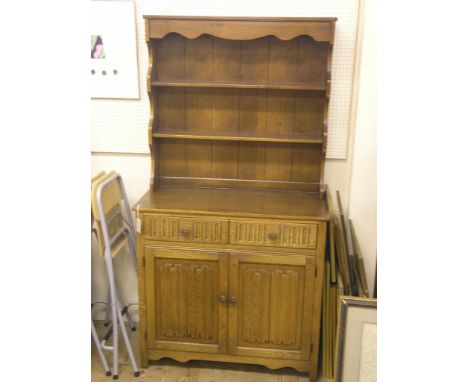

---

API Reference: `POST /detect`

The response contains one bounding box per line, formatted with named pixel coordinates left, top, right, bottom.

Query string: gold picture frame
left=335, top=296, right=377, bottom=382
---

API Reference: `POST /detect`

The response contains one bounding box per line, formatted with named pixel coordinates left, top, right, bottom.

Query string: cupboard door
left=145, top=247, right=228, bottom=354
left=228, top=253, right=315, bottom=360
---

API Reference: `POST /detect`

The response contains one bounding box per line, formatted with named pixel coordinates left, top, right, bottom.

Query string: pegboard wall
left=91, top=0, right=359, bottom=159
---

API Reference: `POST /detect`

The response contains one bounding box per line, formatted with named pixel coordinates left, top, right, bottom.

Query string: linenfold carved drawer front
left=142, top=214, right=229, bottom=244
left=230, top=220, right=318, bottom=249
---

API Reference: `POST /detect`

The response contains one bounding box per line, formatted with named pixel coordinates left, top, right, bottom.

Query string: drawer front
left=142, top=214, right=229, bottom=244
left=229, top=220, right=318, bottom=249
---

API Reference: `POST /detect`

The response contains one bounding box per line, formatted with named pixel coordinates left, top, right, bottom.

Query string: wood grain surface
left=138, top=16, right=336, bottom=381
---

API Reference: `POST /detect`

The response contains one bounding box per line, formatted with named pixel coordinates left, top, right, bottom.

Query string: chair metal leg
left=110, top=298, right=119, bottom=379
left=102, top=249, right=119, bottom=379
left=115, top=282, right=136, bottom=331
left=92, top=319, right=111, bottom=376
left=115, top=299, right=140, bottom=377
left=104, top=286, right=112, bottom=327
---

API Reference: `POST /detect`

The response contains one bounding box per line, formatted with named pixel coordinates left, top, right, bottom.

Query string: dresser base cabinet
left=136, top=210, right=327, bottom=381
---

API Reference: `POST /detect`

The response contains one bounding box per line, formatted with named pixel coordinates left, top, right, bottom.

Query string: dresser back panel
left=156, top=139, right=321, bottom=191
left=154, top=88, right=325, bottom=140
left=151, top=34, right=329, bottom=86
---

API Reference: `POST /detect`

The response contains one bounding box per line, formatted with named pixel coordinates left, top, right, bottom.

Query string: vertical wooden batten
left=146, top=36, right=156, bottom=190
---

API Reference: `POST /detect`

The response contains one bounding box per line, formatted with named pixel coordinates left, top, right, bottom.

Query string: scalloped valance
left=144, top=16, right=336, bottom=42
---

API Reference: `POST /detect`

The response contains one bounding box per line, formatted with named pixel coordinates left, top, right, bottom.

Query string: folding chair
left=91, top=171, right=137, bottom=331
left=91, top=171, right=139, bottom=379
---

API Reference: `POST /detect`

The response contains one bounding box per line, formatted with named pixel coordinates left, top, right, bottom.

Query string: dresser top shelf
left=143, top=15, right=338, bottom=21
left=135, top=186, right=328, bottom=221
left=151, top=80, right=326, bottom=91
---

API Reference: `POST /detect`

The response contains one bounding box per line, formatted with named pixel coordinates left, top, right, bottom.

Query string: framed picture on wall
left=91, top=0, right=139, bottom=99
left=335, top=297, right=377, bottom=382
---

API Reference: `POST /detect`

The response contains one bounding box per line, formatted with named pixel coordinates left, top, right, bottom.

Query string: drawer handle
left=180, top=228, right=190, bottom=237
left=219, top=295, right=227, bottom=303
left=229, top=296, right=236, bottom=304
left=268, top=233, right=279, bottom=241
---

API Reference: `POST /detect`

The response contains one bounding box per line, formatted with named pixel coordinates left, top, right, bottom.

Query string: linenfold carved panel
left=143, top=214, right=229, bottom=244
left=230, top=220, right=318, bottom=249
left=238, top=266, right=304, bottom=348
left=157, top=261, right=217, bottom=342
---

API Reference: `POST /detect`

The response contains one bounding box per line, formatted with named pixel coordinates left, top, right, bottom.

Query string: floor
left=91, top=321, right=330, bottom=382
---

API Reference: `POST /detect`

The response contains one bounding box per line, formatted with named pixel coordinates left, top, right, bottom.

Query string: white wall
left=91, top=0, right=377, bottom=318
left=347, top=0, right=376, bottom=295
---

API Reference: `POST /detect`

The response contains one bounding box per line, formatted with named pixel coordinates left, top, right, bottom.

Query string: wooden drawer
left=229, top=220, right=318, bottom=249
left=142, top=214, right=229, bottom=244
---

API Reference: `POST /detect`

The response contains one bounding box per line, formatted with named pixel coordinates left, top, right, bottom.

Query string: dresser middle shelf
left=151, top=79, right=327, bottom=91
left=153, top=129, right=323, bottom=144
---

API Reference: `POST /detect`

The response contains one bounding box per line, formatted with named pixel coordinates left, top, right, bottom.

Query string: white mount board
left=91, top=1, right=140, bottom=99
left=91, top=0, right=359, bottom=159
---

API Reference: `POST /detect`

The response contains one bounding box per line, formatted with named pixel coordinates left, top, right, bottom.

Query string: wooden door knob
left=219, top=295, right=227, bottom=303
left=229, top=296, right=236, bottom=304
left=180, top=228, right=190, bottom=237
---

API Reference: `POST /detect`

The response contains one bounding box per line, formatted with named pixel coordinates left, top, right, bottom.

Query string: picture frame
left=335, top=296, right=377, bottom=382
left=91, top=0, right=140, bottom=99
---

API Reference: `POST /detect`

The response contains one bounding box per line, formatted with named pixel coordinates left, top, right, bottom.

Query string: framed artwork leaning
left=335, top=296, right=377, bottom=382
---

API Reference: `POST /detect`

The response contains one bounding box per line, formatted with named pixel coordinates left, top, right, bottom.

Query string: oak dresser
left=135, top=16, right=336, bottom=381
